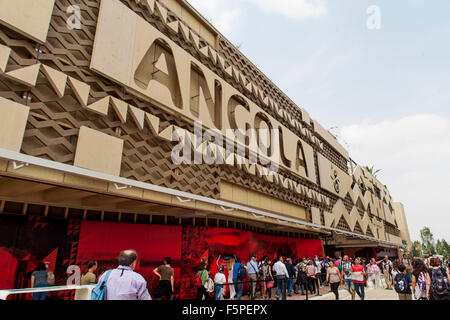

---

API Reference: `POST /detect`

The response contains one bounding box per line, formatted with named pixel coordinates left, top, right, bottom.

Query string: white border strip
left=0, top=148, right=399, bottom=247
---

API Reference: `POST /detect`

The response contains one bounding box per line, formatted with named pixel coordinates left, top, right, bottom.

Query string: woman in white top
left=411, top=259, right=428, bottom=300
left=367, top=258, right=382, bottom=289
left=214, top=266, right=227, bottom=300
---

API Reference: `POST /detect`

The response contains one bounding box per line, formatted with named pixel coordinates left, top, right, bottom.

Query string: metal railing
left=0, top=285, right=96, bottom=300
left=207, top=275, right=325, bottom=300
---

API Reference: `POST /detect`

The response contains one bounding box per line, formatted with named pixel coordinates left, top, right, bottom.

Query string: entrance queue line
left=6, top=250, right=449, bottom=301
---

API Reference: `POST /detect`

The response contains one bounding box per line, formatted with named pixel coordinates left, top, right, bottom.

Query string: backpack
left=195, top=270, right=205, bottom=287
left=370, top=264, right=378, bottom=275
left=417, top=272, right=427, bottom=291
left=91, top=270, right=112, bottom=300
left=204, top=277, right=215, bottom=293
left=394, top=274, right=409, bottom=294
left=430, top=268, right=449, bottom=296
left=237, top=264, right=247, bottom=281
left=258, top=263, right=264, bottom=278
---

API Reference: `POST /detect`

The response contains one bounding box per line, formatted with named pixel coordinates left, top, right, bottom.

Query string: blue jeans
left=345, top=278, right=355, bottom=291
left=354, top=283, right=365, bottom=300
left=276, top=276, right=287, bottom=300
left=287, top=278, right=293, bottom=294
left=234, top=281, right=243, bottom=300
left=215, top=285, right=223, bottom=300
left=33, top=283, right=49, bottom=300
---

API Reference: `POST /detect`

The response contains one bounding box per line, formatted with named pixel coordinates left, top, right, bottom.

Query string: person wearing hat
left=214, top=265, right=227, bottom=300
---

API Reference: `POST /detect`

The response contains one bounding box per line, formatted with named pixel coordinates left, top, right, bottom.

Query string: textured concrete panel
left=313, top=120, right=349, bottom=160
left=90, top=0, right=137, bottom=86
left=64, top=173, right=109, bottom=192
left=317, top=153, right=352, bottom=199
left=142, top=189, right=172, bottom=204
left=41, top=64, right=67, bottom=98
left=74, top=126, right=124, bottom=176
left=5, top=64, right=41, bottom=87
left=68, top=76, right=90, bottom=106
left=0, top=44, right=11, bottom=73
left=311, top=207, right=321, bottom=225
left=6, top=165, right=64, bottom=184
left=0, top=159, right=7, bottom=172
left=0, top=0, right=56, bottom=43
left=0, top=97, right=30, bottom=152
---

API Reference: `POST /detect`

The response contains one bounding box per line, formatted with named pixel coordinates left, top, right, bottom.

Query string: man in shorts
left=377, top=256, right=393, bottom=290
left=341, top=255, right=355, bottom=300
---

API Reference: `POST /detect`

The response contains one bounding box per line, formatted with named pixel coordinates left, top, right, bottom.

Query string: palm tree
left=365, top=166, right=381, bottom=178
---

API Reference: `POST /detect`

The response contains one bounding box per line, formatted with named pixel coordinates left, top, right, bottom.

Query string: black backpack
left=394, top=273, right=409, bottom=294
left=237, top=264, right=247, bottom=281
left=430, top=268, right=449, bottom=296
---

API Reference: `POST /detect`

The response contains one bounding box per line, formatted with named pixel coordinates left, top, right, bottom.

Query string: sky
left=187, top=0, right=450, bottom=242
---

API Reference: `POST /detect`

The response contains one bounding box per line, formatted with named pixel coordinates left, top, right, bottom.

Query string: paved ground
left=239, top=279, right=400, bottom=301
left=239, top=286, right=399, bottom=301
left=307, top=287, right=399, bottom=301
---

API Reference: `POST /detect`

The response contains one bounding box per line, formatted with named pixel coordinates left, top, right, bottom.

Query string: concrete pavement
left=308, top=287, right=400, bottom=301
left=241, top=282, right=401, bottom=301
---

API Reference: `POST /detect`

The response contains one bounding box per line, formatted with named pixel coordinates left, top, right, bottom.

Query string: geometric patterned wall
left=0, top=0, right=401, bottom=242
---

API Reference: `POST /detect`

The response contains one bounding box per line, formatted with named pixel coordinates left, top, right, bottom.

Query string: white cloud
left=187, top=0, right=243, bottom=37
left=340, top=114, right=450, bottom=242
left=248, top=0, right=327, bottom=20
left=187, top=0, right=326, bottom=38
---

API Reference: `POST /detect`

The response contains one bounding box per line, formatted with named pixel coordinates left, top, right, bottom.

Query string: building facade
left=393, top=202, right=412, bottom=250
left=0, top=0, right=408, bottom=298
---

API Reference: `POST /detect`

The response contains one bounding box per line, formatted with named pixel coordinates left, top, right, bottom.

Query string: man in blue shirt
left=247, top=255, right=259, bottom=300
left=232, top=257, right=248, bottom=300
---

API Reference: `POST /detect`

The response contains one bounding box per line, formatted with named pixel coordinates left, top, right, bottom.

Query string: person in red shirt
left=351, top=258, right=367, bottom=300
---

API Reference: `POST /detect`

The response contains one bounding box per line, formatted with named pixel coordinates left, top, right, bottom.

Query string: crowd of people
left=28, top=250, right=449, bottom=301
left=196, top=253, right=450, bottom=301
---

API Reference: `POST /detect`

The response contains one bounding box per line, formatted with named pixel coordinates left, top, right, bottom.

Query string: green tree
left=411, top=240, right=422, bottom=257
left=420, top=227, right=436, bottom=255
left=365, top=166, right=382, bottom=178
left=412, top=227, right=449, bottom=258
left=444, top=240, right=450, bottom=259
left=436, top=239, right=450, bottom=259
left=436, top=239, right=443, bottom=255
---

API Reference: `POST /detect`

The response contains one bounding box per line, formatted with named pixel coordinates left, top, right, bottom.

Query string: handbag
left=351, top=271, right=364, bottom=282
left=266, top=280, right=274, bottom=289
left=47, top=271, right=55, bottom=286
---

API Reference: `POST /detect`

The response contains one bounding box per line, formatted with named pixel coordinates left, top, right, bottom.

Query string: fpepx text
left=226, top=305, right=268, bottom=315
